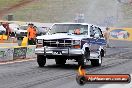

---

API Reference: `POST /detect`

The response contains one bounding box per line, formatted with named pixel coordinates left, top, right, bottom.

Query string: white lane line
left=0, top=58, right=36, bottom=65
left=100, top=74, right=132, bottom=88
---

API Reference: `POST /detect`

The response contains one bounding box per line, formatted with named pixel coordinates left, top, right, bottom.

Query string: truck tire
left=91, top=56, right=102, bottom=67
left=78, top=55, right=85, bottom=66
left=78, top=50, right=90, bottom=66
left=55, top=58, right=66, bottom=65
left=37, top=55, right=46, bottom=67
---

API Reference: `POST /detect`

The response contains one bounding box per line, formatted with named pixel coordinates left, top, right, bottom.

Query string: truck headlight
left=72, top=40, right=80, bottom=45
left=37, top=39, right=43, bottom=44
left=72, top=40, right=81, bottom=49
left=36, top=39, right=43, bottom=48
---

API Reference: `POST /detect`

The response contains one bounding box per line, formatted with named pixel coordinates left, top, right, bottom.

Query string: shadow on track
left=43, top=64, right=93, bottom=70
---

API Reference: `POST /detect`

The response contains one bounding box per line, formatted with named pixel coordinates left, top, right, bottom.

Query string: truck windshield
left=49, top=24, right=88, bottom=35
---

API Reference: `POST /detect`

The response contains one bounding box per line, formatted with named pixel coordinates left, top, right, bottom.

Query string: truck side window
left=98, top=27, right=103, bottom=37
left=93, top=27, right=99, bottom=36
left=93, top=27, right=103, bottom=38
left=90, top=26, right=94, bottom=37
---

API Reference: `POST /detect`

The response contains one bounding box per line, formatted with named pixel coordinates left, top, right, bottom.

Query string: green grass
left=0, top=0, right=22, bottom=10
left=10, top=0, right=120, bottom=26
left=1, top=0, right=132, bottom=27
left=10, top=0, right=93, bottom=22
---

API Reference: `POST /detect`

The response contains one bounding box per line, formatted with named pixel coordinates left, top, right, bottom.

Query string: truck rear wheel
left=37, top=55, right=46, bottom=67
left=55, top=58, right=66, bottom=65
left=91, top=56, right=102, bottom=67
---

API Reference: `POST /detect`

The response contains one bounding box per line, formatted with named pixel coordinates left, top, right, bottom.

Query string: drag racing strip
left=26, top=57, right=132, bottom=88
left=0, top=48, right=132, bottom=88
left=105, top=47, right=132, bottom=58
left=5, top=57, right=132, bottom=88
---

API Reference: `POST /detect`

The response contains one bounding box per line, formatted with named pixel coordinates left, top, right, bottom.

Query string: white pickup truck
left=35, top=23, right=106, bottom=67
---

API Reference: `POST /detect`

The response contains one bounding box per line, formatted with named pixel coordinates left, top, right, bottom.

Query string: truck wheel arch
left=82, top=43, right=90, bottom=54
left=99, top=46, right=105, bottom=57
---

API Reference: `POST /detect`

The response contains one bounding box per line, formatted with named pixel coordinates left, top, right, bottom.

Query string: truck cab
left=35, top=23, right=106, bottom=67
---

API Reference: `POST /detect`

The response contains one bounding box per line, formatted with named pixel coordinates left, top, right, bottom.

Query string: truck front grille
left=43, top=39, right=72, bottom=47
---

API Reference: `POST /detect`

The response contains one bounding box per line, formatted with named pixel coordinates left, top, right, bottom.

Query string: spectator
left=103, top=27, right=110, bottom=47
left=27, top=23, right=36, bottom=45
left=1, top=22, right=12, bottom=39
left=32, top=26, right=37, bottom=44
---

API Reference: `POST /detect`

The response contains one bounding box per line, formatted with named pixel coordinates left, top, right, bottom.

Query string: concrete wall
left=0, top=47, right=14, bottom=61
left=0, top=45, right=36, bottom=62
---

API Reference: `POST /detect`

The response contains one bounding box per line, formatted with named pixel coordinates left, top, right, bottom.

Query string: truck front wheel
left=78, top=50, right=90, bottom=67
left=37, top=55, right=46, bottom=67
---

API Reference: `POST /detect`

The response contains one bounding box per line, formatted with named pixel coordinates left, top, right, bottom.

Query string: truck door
left=89, top=26, right=97, bottom=52
left=89, top=26, right=106, bottom=52
left=93, top=27, right=106, bottom=51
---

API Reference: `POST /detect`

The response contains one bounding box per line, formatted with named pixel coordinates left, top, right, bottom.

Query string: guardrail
left=0, top=45, right=36, bottom=61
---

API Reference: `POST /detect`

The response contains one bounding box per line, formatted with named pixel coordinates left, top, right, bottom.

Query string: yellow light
left=73, top=45, right=81, bottom=49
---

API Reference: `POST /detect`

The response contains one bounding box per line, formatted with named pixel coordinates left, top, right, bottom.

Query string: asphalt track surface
left=0, top=40, right=132, bottom=88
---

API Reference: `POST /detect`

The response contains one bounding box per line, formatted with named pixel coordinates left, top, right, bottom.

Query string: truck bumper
left=35, top=47, right=100, bottom=59
left=35, top=47, right=83, bottom=56
left=35, top=47, right=45, bottom=55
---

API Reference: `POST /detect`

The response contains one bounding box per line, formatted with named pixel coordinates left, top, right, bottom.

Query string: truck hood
left=37, top=33, right=89, bottom=40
